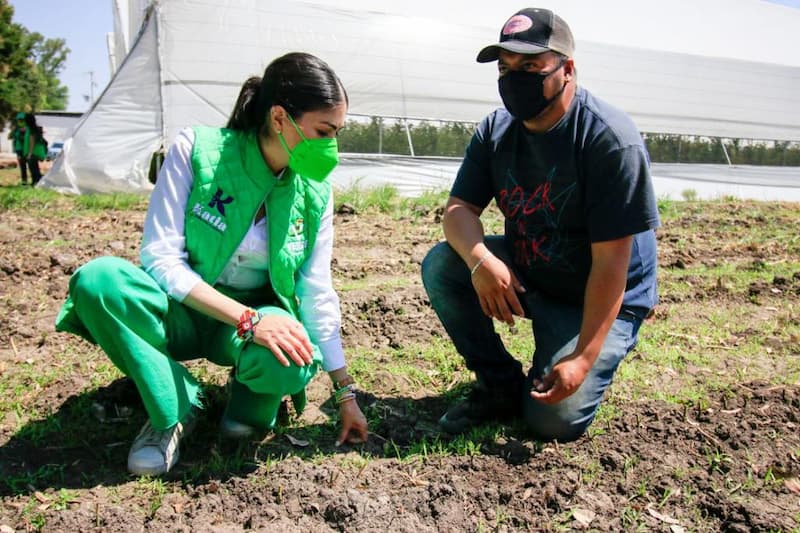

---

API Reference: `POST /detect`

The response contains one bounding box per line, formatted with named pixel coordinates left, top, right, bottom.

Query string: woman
left=9, top=112, right=44, bottom=185
left=55, top=52, right=368, bottom=476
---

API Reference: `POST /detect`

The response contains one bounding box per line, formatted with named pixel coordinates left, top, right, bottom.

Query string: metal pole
left=720, top=138, right=732, bottom=166
left=404, top=119, right=415, bottom=157
left=87, top=70, right=96, bottom=104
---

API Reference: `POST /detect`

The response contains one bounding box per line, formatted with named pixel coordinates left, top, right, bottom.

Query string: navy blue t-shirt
left=452, top=86, right=660, bottom=315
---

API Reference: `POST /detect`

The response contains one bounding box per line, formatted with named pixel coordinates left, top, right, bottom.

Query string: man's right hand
left=471, top=252, right=526, bottom=326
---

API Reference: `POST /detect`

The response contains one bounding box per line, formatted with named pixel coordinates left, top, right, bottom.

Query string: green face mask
left=277, top=114, right=339, bottom=182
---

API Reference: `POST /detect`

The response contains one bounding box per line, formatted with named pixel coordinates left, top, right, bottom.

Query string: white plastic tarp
left=156, top=0, right=800, bottom=142
left=39, top=0, right=800, bottom=195
left=45, top=10, right=162, bottom=194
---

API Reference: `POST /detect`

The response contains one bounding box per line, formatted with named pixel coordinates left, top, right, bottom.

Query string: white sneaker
left=127, top=409, right=197, bottom=476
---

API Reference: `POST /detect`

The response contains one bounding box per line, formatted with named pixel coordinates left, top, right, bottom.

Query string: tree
left=0, top=1, right=30, bottom=122
left=0, top=0, right=70, bottom=124
left=29, top=32, right=70, bottom=110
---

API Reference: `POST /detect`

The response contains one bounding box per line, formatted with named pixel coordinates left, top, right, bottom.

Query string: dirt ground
left=0, top=188, right=799, bottom=531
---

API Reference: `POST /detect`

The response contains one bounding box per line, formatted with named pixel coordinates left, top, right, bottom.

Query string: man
left=421, top=7, right=660, bottom=442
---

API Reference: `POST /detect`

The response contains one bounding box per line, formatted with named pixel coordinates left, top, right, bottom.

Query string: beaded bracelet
left=236, top=309, right=263, bottom=343
left=334, top=383, right=356, bottom=405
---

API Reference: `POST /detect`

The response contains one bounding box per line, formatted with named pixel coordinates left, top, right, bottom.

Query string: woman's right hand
left=252, top=314, right=314, bottom=367
left=471, top=253, right=526, bottom=326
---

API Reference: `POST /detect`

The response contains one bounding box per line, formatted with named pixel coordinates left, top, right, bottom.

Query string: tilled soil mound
left=1, top=201, right=799, bottom=531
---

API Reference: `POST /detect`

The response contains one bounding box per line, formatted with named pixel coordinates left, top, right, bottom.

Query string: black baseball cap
left=477, top=8, right=575, bottom=62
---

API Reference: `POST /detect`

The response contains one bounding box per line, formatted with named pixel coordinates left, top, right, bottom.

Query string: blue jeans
left=421, top=237, right=643, bottom=442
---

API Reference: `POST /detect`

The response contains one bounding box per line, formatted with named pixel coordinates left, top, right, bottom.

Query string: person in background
left=55, top=52, right=368, bottom=476
left=9, top=112, right=45, bottom=185
left=421, top=8, right=660, bottom=441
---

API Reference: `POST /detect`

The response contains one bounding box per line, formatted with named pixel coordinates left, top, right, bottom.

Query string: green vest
left=185, top=127, right=331, bottom=318
left=14, top=128, right=46, bottom=159
left=12, top=128, right=28, bottom=154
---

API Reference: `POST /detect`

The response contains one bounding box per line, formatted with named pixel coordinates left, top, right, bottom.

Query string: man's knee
left=521, top=397, right=594, bottom=442
left=421, top=242, right=466, bottom=303
left=422, top=242, right=456, bottom=284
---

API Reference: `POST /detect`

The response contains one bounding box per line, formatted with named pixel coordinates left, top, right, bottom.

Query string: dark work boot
left=438, top=378, right=523, bottom=434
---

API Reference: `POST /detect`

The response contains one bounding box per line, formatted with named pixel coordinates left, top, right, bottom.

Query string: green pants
left=55, top=256, right=321, bottom=430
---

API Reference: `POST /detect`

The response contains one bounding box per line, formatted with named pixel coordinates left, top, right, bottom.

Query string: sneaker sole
left=127, top=449, right=179, bottom=476
left=438, top=413, right=472, bottom=435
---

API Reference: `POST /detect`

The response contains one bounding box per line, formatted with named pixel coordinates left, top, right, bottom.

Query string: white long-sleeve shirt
left=140, top=128, right=345, bottom=371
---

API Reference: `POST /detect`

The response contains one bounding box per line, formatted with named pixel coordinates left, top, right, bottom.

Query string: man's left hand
left=530, top=355, right=591, bottom=404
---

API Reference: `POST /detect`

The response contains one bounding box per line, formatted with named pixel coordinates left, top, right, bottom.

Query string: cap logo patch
left=502, top=15, right=533, bottom=35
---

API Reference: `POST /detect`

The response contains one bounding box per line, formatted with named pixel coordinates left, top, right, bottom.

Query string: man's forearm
left=573, top=238, right=632, bottom=366
left=442, top=199, right=487, bottom=269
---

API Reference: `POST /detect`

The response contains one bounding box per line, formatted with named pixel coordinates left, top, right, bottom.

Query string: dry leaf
left=522, top=487, right=532, bottom=500
left=572, top=508, right=595, bottom=527
left=784, top=477, right=800, bottom=494
left=286, top=434, right=310, bottom=447
left=33, top=491, right=49, bottom=503
left=647, top=506, right=680, bottom=525
left=670, top=526, right=687, bottom=533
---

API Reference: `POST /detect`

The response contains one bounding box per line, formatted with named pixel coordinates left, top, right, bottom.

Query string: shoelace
left=137, top=422, right=180, bottom=449
left=136, top=422, right=177, bottom=449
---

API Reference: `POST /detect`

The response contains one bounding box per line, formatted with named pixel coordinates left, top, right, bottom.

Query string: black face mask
left=498, top=59, right=566, bottom=121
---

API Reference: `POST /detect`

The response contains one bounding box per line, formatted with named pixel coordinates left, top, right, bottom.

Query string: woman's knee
left=70, top=256, right=137, bottom=304
left=237, top=344, right=319, bottom=395
left=236, top=306, right=321, bottom=394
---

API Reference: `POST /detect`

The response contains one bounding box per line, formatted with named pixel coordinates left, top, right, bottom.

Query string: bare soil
left=0, top=189, right=799, bottom=531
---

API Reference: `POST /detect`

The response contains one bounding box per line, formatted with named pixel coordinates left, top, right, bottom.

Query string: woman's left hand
left=336, top=400, right=368, bottom=446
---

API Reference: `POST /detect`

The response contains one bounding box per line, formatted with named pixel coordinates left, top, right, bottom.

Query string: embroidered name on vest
left=191, top=202, right=228, bottom=232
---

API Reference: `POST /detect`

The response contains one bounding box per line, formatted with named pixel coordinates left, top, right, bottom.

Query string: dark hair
left=22, top=113, right=38, bottom=129
left=20, top=113, right=43, bottom=137
left=226, top=52, right=348, bottom=132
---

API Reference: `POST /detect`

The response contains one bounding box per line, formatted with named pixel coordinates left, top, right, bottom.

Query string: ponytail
left=226, top=76, right=262, bottom=130
left=226, top=52, right=347, bottom=133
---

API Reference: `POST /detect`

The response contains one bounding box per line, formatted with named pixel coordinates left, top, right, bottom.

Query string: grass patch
left=334, top=182, right=401, bottom=213
left=73, top=193, right=149, bottom=212
left=0, top=168, right=148, bottom=213
left=0, top=184, right=66, bottom=211
left=1, top=182, right=799, bottom=529
left=334, top=183, right=456, bottom=220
